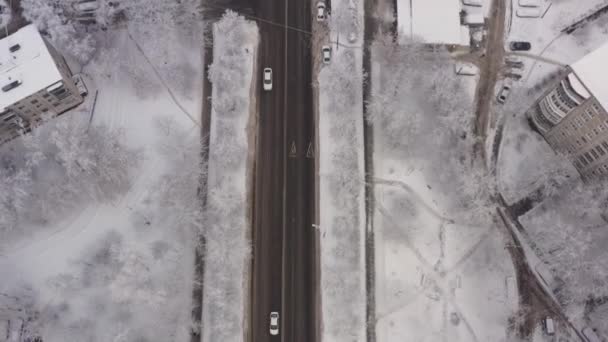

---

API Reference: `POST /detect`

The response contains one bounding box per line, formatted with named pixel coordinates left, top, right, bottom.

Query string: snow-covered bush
left=0, top=114, right=140, bottom=233
left=20, top=0, right=97, bottom=63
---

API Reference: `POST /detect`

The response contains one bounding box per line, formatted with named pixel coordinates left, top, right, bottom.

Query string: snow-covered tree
left=0, top=114, right=140, bottom=234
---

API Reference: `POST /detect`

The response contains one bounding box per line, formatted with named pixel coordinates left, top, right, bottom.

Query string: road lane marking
left=306, top=141, right=314, bottom=158
left=289, top=141, right=297, bottom=157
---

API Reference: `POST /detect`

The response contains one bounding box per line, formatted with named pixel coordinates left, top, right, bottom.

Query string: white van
left=542, top=317, right=555, bottom=335
left=582, top=327, right=601, bottom=342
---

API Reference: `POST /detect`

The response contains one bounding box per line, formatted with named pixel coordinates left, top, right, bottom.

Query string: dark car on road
left=509, top=41, right=531, bottom=51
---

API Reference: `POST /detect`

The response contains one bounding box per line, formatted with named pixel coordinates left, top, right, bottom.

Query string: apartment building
left=0, top=24, right=84, bottom=144
left=529, top=42, right=608, bottom=180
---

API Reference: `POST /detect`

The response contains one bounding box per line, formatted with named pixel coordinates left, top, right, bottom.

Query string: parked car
left=519, top=0, right=540, bottom=7
left=316, top=1, right=326, bottom=21
left=542, top=317, right=555, bottom=335
left=72, top=0, right=99, bottom=13
left=269, top=312, right=279, bottom=336
left=322, top=45, right=331, bottom=64
left=504, top=72, right=522, bottom=81
left=462, top=0, right=482, bottom=7
left=516, top=7, right=541, bottom=18
left=263, top=68, right=272, bottom=91
left=497, top=83, right=511, bottom=104
left=505, top=60, right=524, bottom=69
left=509, top=41, right=531, bottom=51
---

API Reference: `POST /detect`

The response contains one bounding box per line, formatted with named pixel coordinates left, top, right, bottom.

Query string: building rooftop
left=0, top=24, right=62, bottom=111
left=397, top=0, right=469, bottom=46
left=571, top=42, right=608, bottom=110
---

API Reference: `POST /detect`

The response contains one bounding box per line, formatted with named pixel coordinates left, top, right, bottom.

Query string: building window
left=42, top=93, right=50, bottom=98
left=597, top=145, right=606, bottom=156
left=31, top=99, right=38, bottom=104
left=602, top=141, right=608, bottom=150
left=585, top=152, right=594, bottom=163
left=581, top=136, right=588, bottom=144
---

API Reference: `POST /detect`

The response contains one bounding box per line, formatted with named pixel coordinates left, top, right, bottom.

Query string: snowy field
left=318, top=0, right=366, bottom=340
left=369, top=34, right=518, bottom=341
left=506, top=0, right=608, bottom=86
left=202, top=12, right=258, bottom=342
left=0, top=4, right=205, bottom=341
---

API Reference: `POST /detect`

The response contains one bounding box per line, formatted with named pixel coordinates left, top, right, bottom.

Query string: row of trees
left=203, top=11, right=256, bottom=341
left=319, top=2, right=366, bottom=339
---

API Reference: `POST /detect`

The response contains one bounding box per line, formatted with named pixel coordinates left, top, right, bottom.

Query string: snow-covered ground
left=369, top=34, right=518, bottom=341
left=506, top=0, right=608, bottom=86
left=0, top=13, right=204, bottom=342
left=317, top=0, right=366, bottom=340
left=520, top=183, right=608, bottom=338
left=496, top=97, right=578, bottom=204
left=202, top=12, right=258, bottom=342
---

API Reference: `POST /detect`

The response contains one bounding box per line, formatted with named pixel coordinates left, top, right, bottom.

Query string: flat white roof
left=571, top=42, right=608, bottom=110
left=566, top=73, right=590, bottom=100
left=397, top=0, right=468, bottom=46
left=0, top=24, right=62, bottom=111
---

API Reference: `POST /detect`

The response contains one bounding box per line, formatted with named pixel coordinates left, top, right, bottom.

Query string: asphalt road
left=250, top=0, right=316, bottom=341
left=473, top=0, right=506, bottom=162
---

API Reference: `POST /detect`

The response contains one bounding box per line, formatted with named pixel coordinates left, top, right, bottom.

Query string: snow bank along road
left=249, top=0, right=317, bottom=341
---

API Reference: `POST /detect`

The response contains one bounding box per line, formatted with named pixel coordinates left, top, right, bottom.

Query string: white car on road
left=316, top=1, right=326, bottom=21
left=263, top=68, right=272, bottom=91
left=322, top=45, right=331, bottom=64
left=269, top=312, right=279, bottom=336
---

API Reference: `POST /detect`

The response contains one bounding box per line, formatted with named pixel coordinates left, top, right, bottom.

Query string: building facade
left=0, top=24, right=84, bottom=144
left=529, top=43, right=608, bottom=180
